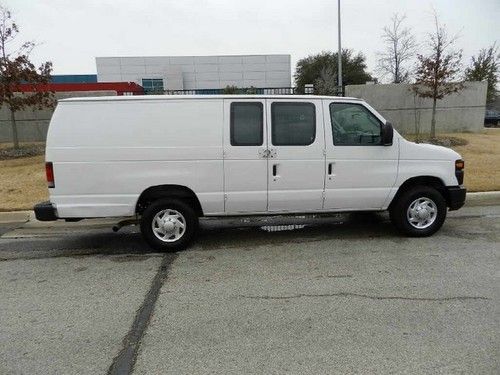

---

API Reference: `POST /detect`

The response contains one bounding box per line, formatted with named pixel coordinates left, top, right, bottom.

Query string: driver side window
left=330, top=103, right=382, bottom=146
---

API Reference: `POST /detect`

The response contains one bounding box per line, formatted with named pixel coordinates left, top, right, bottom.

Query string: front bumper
left=34, top=201, right=58, bottom=221
left=446, top=186, right=467, bottom=211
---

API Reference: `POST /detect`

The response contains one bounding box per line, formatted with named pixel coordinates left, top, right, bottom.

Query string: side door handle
left=272, top=164, right=280, bottom=181
left=328, top=162, right=335, bottom=179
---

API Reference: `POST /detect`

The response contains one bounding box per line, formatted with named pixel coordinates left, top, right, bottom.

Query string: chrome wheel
left=406, top=197, right=438, bottom=229
left=151, top=209, right=186, bottom=242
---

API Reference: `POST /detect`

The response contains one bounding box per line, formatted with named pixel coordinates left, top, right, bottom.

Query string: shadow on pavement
left=195, top=212, right=400, bottom=251
left=0, top=212, right=401, bottom=260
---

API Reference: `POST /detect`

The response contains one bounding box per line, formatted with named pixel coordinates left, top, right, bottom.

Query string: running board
left=199, top=213, right=348, bottom=230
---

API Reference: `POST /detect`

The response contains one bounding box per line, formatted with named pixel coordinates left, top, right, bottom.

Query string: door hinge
left=259, top=148, right=270, bottom=158
left=322, top=191, right=326, bottom=201
left=323, top=149, right=326, bottom=156
left=222, top=150, right=227, bottom=158
left=224, top=194, right=228, bottom=201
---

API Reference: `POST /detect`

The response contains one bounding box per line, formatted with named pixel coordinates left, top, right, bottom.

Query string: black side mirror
left=382, top=122, right=394, bottom=146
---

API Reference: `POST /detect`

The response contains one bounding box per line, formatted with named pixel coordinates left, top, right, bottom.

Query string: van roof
left=59, top=94, right=363, bottom=103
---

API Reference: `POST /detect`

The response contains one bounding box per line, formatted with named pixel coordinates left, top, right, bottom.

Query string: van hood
left=400, top=138, right=462, bottom=161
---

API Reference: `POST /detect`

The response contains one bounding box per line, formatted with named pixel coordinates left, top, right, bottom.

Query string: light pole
left=337, top=0, right=342, bottom=95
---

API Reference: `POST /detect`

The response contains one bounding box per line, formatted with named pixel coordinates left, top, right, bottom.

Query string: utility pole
left=337, top=0, right=342, bottom=95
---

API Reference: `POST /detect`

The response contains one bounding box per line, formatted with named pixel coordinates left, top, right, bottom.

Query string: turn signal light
left=45, top=162, right=55, bottom=188
left=455, top=159, right=464, bottom=185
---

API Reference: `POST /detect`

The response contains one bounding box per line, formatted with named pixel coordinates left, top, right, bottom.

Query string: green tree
left=0, top=5, right=54, bottom=149
left=412, top=13, right=463, bottom=139
left=464, top=43, right=499, bottom=104
left=294, top=49, right=373, bottom=95
left=223, top=85, right=239, bottom=94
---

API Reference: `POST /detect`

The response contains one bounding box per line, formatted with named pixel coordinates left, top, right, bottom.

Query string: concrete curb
left=465, top=191, right=500, bottom=207
left=0, top=210, right=30, bottom=224
left=0, top=191, right=498, bottom=225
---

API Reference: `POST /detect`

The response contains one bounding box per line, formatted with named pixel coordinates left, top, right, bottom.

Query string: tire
left=140, top=198, right=198, bottom=251
left=389, top=185, right=447, bottom=237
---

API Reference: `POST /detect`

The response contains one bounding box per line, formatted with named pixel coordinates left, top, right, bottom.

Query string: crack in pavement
left=238, top=292, right=489, bottom=302
left=107, top=253, right=178, bottom=375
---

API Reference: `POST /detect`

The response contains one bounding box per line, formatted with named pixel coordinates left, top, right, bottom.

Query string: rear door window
left=230, top=102, right=263, bottom=146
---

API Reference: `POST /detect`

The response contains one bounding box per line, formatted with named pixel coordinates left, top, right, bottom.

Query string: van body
left=35, top=95, right=466, bottom=250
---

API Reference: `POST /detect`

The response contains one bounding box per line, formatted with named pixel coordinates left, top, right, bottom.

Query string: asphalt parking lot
left=0, top=206, right=499, bottom=374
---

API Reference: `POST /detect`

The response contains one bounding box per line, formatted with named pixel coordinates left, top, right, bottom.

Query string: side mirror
left=382, top=122, right=394, bottom=146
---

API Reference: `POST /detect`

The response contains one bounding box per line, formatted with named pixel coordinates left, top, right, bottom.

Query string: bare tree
left=412, top=13, right=463, bottom=139
left=377, top=13, right=417, bottom=83
left=314, top=66, right=338, bottom=95
left=0, top=4, right=54, bottom=149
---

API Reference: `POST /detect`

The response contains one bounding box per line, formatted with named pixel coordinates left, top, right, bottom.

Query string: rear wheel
left=140, top=198, right=198, bottom=251
left=389, top=186, right=447, bottom=237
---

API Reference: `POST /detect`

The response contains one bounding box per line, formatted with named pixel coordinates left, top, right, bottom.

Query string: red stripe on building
left=16, top=82, right=144, bottom=95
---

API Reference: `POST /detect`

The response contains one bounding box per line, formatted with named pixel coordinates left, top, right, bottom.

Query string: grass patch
left=406, top=129, right=500, bottom=192
left=0, top=144, right=45, bottom=160
left=0, top=130, right=498, bottom=211
left=441, top=129, right=500, bottom=192
left=0, top=154, right=47, bottom=211
left=411, top=136, right=469, bottom=147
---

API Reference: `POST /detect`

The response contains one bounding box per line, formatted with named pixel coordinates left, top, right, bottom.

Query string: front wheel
left=140, top=198, right=198, bottom=251
left=389, top=186, right=447, bottom=237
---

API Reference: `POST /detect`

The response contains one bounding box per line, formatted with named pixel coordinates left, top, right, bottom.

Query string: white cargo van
left=34, top=95, right=466, bottom=250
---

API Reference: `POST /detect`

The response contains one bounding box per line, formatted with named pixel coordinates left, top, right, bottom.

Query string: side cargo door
left=223, top=99, right=268, bottom=213
left=266, top=99, right=326, bottom=212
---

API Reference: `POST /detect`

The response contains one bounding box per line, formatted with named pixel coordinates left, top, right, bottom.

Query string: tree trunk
left=430, top=97, right=437, bottom=139
left=9, top=107, right=20, bottom=149
left=413, top=94, right=421, bottom=142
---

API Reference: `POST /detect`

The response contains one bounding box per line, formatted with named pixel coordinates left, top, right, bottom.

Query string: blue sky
left=5, top=0, right=499, bottom=80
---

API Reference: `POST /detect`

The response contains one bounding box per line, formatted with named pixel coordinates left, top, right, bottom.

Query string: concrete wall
left=96, top=54, right=292, bottom=90
left=345, top=81, right=487, bottom=134
left=0, top=91, right=116, bottom=143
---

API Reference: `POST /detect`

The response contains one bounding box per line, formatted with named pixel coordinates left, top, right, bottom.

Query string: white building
left=95, top=54, right=291, bottom=93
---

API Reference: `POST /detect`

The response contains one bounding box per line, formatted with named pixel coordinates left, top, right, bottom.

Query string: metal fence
left=158, top=86, right=349, bottom=96
left=161, top=87, right=307, bottom=96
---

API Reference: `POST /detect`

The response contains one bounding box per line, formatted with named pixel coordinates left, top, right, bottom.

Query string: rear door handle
left=272, top=164, right=280, bottom=181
